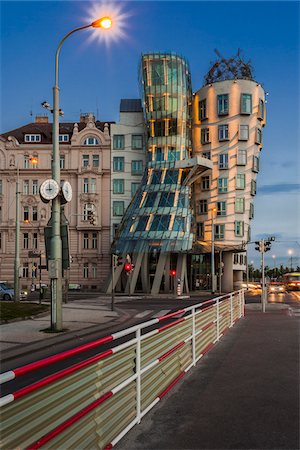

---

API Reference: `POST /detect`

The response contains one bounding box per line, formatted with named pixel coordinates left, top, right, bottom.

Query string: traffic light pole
left=261, top=249, right=266, bottom=313
left=111, top=254, right=115, bottom=312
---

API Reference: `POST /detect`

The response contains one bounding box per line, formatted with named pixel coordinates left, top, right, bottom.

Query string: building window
left=235, top=221, right=244, bottom=237
left=92, top=264, right=97, bottom=279
left=33, top=233, right=38, bottom=249
left=164, top=169, right=178, bottom=184
left=83, top=233, right=89, bottom=249
left=217, top=201, right=226, bottom=216
left=150, top=215, right=170, bottom=232
left=235, top=198, right=245, bottom=213
left=151, top=60, right=165, bottom=85
left=252, top=156, right=260, bottom=173
left=177, top=194, right=187, bottom=208
left=199, top=99, right=207, bottom=120
left=24, top=155, right=29, bottom=168
left=131, top=182, right=140, bottom=197
left=82, top=155, right=89, bottom=168
left=83, top=178, right=89, bottom=193
left=92, top=155, right=99, bottom=167
left=196, top=222, right=204, bottom=238
left=60, top=155, right=65, bottom=169
left=215, top=224, right=225, bottom=240
left=218, top=153, right=228, bottom=169
left=32, top=180, right=38, bottom=195
left=217, top=94, right=229, bottom=115
left=251, top=180, right=257, bottom=196
left=23, top=180, right=29, bottom=195
left=84, top=137, right=99, bottom=146
left=201, top=176, right=210, bottom=190
left=90, top=178, right=96, bottom=193
left=239, top=125, right=249, bottom=141
left=113, top=201, right=124, bottom=216
left=202, top=151, right=211, bottom=160
left=236, top=174, right=246, bottom=190
left=256, top=128, right=262, bottom=145
left=237, top=149, right=247, bottom=165
left=59, top=134, right=69, bottom=142
left=218, top=124, right=229, bottom=141
left=240, top=94, right=252, bottom=114
left=132, top=135, right=143, bottom=150
left=151, top=170, right=162, bottom=184
left=198, top=199, right=207, bottom=214
left=23, top=206, right=29, bottom=222
left=201, top=128, right=210, bottom=144
left=218, top=177, right=228, bottom=193
left=173, top=216, right=185, bottom=232
left=113, top=135, right=125, bottom=150
left=258, top=99, right=265, bottom=120
left=92, top=232, right=98, bottom=249
left=32, top=206, right=38, bottom=221
left=83, top=263, right=89, bottom=278
left=23, top=233, right=29, bottom=249
left=24, top=134, right=41, bottom=142
left=159, top=192, right=174, bottom=207
left=136, top=216, right=149, bottom=232
left=113, top=157, right=124, bottom=172
left=83, top=203, right=95, bottom=221
left=22, top=263, right=29, bottom=278
left=113, top=179, right=124, bottom=194
left=113, top=223, right=119, bottom=237
left=131, top=160, right=143, bottom=175
left=249, top=202, right=254, bottom=219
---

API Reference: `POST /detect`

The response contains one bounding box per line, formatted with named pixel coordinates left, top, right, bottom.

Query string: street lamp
left=49, top=17, right=112, bottom=331
left=211, top=207, right=217, bottom=294
left=288, top=249, right=293, bottom=271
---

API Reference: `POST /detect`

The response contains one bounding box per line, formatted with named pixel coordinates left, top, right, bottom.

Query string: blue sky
left=1, top=0, right=299, bottom=268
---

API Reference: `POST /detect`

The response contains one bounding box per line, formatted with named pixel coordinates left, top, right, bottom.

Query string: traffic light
left=124, top=262, right=132, bottom=273
left=170, top=269, right=176, bottom=277
left=264, top=241, right=271, bottom=252
left=255, top=241, right=260, bottom=251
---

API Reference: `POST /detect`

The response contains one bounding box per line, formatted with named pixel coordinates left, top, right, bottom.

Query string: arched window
left=84, top=137, right=99, bottom=146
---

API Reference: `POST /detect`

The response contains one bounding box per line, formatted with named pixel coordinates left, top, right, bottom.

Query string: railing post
left=216, top=299, right=220, bottom=341
left=230, top=293, right=233, bottom=327
left=239, top=290, right=242, bottom=318
left=136, top=328, right=141, bottom=423
left=192, top=307, right=196, bottom=366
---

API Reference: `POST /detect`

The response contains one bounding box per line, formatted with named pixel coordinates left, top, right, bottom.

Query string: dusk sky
left=1, top=1, right=299, bottom=268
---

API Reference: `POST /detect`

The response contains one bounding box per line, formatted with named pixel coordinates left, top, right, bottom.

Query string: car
left=267, top=282, right=285, bottom=293
left=0, top=282, right=28, bottom=301
left=68, top=283, right=81, bottom=291
left=33, top=283, right=48, bottom=291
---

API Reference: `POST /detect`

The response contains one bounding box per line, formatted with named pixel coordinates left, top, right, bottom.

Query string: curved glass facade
left=112, top=52, right=195, bottom=254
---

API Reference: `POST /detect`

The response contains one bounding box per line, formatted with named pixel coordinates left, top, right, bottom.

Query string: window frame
left=218, top=153, right=229, bottom=169
left=218, top=124, right=229, bottom=141
left=217, top=94, right=229, bottom=115
left=113, top=134, right=125, bottom=150
left=240, top=93, right=252, bottom=114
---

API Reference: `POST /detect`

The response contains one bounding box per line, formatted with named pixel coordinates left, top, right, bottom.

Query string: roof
left=120, top=99, right=143, bottom=113
left=0, top=121, right=115, bottom=144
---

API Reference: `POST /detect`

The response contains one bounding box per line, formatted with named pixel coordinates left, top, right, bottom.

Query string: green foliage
left=0, top=302, right=49, bottom=322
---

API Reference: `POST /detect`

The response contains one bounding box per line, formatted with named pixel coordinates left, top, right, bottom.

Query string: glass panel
left=145, top=192, right=157, bottom=207
left=173, top=216, right=185, bottom=232
left=164, top=169, right=178, bottom=184
left=136, top=215, right=149, bottom=231
left=151, top=170, right=162, bottom=184
left=151, top=61, right=164, bottom=85
left=159, top=192, right=175, bottom=207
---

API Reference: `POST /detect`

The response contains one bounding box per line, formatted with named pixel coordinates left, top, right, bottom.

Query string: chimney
left=35, top=115, right=49, bottom=124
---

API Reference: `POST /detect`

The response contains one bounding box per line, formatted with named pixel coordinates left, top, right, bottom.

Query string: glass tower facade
left=112, top=53, right=195, bottom=254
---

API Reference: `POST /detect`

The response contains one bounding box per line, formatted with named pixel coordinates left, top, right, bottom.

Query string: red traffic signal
left=170, top=269, right=176, bottom=277
left=124, top=262, right=132, bottom=273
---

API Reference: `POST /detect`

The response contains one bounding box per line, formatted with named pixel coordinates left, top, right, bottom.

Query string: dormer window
left=84, top=137, right=99, bottom=146
left=59, top=134, right=69, bottom=142
left=24, top=134, right=41, bottom=142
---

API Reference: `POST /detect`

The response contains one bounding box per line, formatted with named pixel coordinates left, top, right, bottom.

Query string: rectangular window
left=177, top=194, right=186, bottom=208
left=236, top=174, right=246, bottom=190
left=83, top=178, right=89, bottom=193
left=201, top=176, right=210, bottom=190
left=218, top=153, right=228, bottom=169
left=22, top=263, right=29, bottom=278
left=32, top=180, right=38, bottom=195
left=24, top=156, right=29, bottom=169
left=173, top=216, right=185, bottom=232
left=201, top=128, right=210, bottom=144
left=239, top=125, right=249, bottom=141
left=218, top=177, right=228, bottom=193
left=217, top=201, right=226, bottom=216
left=217, top=94, right=229, bottom=115
left=196, top=222, right=204, bottom=238
left=258, top=99, right=265, bottom=120
left=90, top=178, right=96, bottom=193
left=218, top=124, right=229, bottom=141
left=199, top=99, right=207, bottom=120
left=251, top=180, right=257, bottom=196
left=60, top=155, right=65, bottom=169
left=151, top=170, right=162, bottom=184
left=113, top=179, right=124, bottom=194
left=59, top=134, right=69, bottom=142
left=235, top=221, right=244, bottom=237
left=92, top=232, right=98, bottom=249
left=113, top=135, right=125, bottom=150
left=131, top=182, right=140, bottom=197
left=82, top=155, right=89, bottom=168
left=32, top=206, right=38, bottom=221
left=113, top=201, right=124, bottom=216
left=92, top=155, right=99, bottom=167
left=159, top=192, right=174, bottom=207
left=237, top=149, right=247, bottom=165
left=202, top=151, right=211, bottom=160
left=166, top=119, right=177, bottom=136
left=235, top=198, right=245, bottom=213
left=144, top=192, right=157, bottom=208
left=152, top=96, right=165, bottom=112
left=23, top=180, right=29, bottom=195
left=164, top=169, right=179, bottom=185
left=132, top=134, right=143, bottom=150
left=23, top=233, right=29, bottom=249
left=24, top=134, right=41, bottom=142
left=92, top=264, right=97, bottom=279
left=198, top=199, right=207, bottom=214
left=113, top=223, right=119, bottom=237
left=252, top=156, right=260, bottom=173
left=249, top=202, right=254, bottom=219
left=256, top=128, right=262, bottom=144
left=136, top=216, right=149, bottom=232
left=131, top=160, right=143, bottom=175
left=215, top=224, right=225, bottom=240
left=33, top=233, right=38, bottom=249
left=23, top=206, right=29, bottom=222
left=240, top=94, right=252, bottom=114
left=83, top=233, right=89, bottom=249
left=150, top=215, right=170, bottom=232
left=83, top=263, right=89, bottom=278
left=113, top=157, right=124, bottom=172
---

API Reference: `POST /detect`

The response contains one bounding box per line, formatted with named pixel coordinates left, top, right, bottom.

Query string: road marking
left=153, top=310, right=171, bottom=318
left=135, top=310, right=152, bottom=318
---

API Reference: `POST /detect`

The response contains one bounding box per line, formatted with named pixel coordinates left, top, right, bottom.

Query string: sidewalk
left=117, top=307, right=299, bottom=450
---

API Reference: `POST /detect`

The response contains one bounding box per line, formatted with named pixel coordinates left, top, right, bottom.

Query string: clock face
left=39, top=179, right=60, bottom=201
left=61, top=181, right=73, bottom=203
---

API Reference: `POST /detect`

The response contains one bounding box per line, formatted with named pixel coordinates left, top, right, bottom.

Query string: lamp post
left=211, top=207, right=217, bottom=294
left=288, top=249, right=293, bottom=271
left=49, top=16, right=112, bottom=331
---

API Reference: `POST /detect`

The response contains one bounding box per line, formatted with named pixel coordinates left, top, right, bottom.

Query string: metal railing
left=0, top=290, right=244, bottom=450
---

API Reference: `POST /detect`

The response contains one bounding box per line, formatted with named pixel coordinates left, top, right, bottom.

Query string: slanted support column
left=129, top=253, right=143, bottom=294
left=151, top=252, right=168, bottom=295
left=141, top=253, right=150, bottom=293
left=164, top=254, right=171, bottom=292
left=176, top=253, right=189, bottom=294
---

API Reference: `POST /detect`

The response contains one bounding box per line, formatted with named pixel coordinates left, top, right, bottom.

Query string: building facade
left=0, top=113, right=112, bottom=292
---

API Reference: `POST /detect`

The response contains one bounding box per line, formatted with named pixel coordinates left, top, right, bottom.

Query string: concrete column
left=151, top=252, right=167, bottom=295
left=164, top=254, right=171, bottom=292
left=222, top=251, right=234, bottom=292
left=141, top=253, right=150, bottom=293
